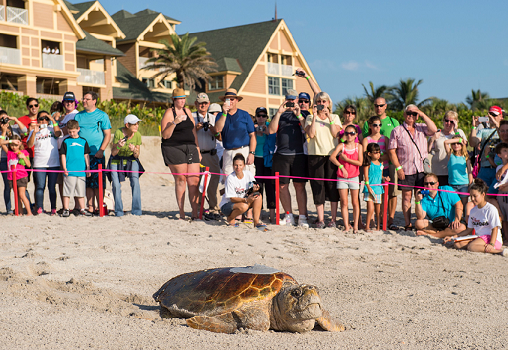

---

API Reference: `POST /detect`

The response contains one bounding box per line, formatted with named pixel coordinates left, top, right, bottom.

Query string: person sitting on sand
left=444, top=178, right=508, bottom=256
left=219, top=153, right=265, bottom=229
left=414, top=173, right=466, bottom=238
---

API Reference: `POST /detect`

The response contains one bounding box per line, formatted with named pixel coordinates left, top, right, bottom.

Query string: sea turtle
left=153, top=264, right=345, bottom=333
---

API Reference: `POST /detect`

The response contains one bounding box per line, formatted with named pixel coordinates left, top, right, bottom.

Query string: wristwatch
left=249, top=151, right=255, bottom=155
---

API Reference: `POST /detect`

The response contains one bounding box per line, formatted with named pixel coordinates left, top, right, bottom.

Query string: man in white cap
left=193, top=93, right=221, bottom=213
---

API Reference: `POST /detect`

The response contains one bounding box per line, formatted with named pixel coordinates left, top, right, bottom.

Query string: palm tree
left=421, top=98, right=452, bottom=120
left=465, top=89, right=490, bottom=111
left=141, top=33, right=217, bottom=90
left=388, top=78, right=433, bottom=111
left=362, top=81, right=392, bottom=103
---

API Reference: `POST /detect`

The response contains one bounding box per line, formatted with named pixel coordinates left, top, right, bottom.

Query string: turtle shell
left=153, top=267, right=297, bottom=316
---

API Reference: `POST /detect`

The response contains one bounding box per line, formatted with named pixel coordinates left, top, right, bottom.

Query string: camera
left=245, top=181, right=259, bottom=197
left=478, top=116, right=489, bottom=123
left=295, top=70, right=306, bottom=77
left=0, top=117, right=9, bottom=124
left=286, top=102, right=295, bottom=107
left=40, top=123, right=47, bottom=129
left=317, top=105, right=325, bottom=111
left=202, top=121, right=209, bottom=132
left=418, top=189, right=430, bottom=196
left=256, top=125, right=265, bottom=132
left=121, top=136, right=128, bottom=143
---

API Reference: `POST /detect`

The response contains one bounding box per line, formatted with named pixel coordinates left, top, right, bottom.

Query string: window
left=142, top=78, right=155, bottom=88
left=208, top=75, right=224, bottom=91
left=268, top=77, right=280, bottom=95
left=269, top=108, right=278, bottom=118
left=281, top=55, right=292, bottom=66
left=163, top=80, right=172, bottom=89
left=281, top=78, right=293, bottom=96
left=267, top=52, right=278, bottom=63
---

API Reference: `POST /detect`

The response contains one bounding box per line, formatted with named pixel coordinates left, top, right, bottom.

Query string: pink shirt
left=388, top=122, right=431, bottom=175
left=366, top=135, right=387, bottom=168
left=7, top=150, right=29, bottom=180
left=337, top=144, right=360, bottom=178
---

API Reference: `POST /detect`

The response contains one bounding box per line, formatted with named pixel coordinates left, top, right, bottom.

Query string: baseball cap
left=489, top=106, right=502, bottom=116
left=298, top=92, right=311, bottom=101
left=255, top=107, right=268, bottom=116
left=196, top=93, right=210, bottom=103
left=208, top=103, right=221, bottom=113
left=124, top=114, right=141, bottom=124
left=63, top=91, right=76, bottom=101
left=285, top=89, right=298, bottom=100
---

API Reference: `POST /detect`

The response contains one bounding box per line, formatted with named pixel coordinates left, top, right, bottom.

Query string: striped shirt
left=365, top=135, right=387, bottom=168
left=388, top=122, right=431, bottom=176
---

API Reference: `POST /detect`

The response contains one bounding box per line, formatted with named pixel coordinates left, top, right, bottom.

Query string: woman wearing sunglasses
left=427, top=111, right=467, bottom=186
left=26, top=111, right=62, bottom=215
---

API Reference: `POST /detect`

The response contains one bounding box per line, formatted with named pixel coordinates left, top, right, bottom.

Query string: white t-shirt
left=193, top=112, right=217, bottom=151
left=219, top=170, right=255, bottom=208
left=29, top=126, right=60, bottom=168
left=58, top=109, right=79, bottom=148
left=468, top=202, right=502, bottom=244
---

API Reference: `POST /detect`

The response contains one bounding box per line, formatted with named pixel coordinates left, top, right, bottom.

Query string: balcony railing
left=42, top=53, right=64, bottom=70
left=0, top=47, right=21, bottom=65
left=77, top=68, right=105, bottom=85
left=6, top=6, right=28, bottom=25
left=0, top=6, right=4, bottom=21
left=139, top=56, right=153, bottom=70
left=267, top=62, right=293, bottom=77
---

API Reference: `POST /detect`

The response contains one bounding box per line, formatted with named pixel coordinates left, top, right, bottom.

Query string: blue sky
left=99, top=0, right=508, bottom=106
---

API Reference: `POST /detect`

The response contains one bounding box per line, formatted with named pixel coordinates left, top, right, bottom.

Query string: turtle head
left=271, top=284, right=323, bottom=332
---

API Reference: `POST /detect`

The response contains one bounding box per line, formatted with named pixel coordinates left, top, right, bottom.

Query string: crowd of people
left=2, top=71, right=508, bottom=256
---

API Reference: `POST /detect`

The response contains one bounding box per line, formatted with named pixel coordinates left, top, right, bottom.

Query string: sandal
left=228, top=222, right=240, bottom=228
left=404, top=224, right=414, bottom=231
left=255, top=223, right=268, bottom=231
left=388, top=224, right=398, bottom=230
left=243, top=217, right=254, bottom=224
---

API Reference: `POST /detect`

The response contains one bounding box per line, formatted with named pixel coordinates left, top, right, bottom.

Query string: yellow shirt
left=305, top=113, right=342, bottom=156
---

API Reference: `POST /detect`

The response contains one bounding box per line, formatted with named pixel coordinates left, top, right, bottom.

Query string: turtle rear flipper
left=187, top=307, right=270, bottom=333
left=316, top=309, right=345, bottom=332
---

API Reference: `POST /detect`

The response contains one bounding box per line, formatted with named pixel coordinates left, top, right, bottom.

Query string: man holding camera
left=193, top=93, right=220, bottom=213
left=414, top=173, right=465, bottom=238
left=267, top=89, right=309, bottom=227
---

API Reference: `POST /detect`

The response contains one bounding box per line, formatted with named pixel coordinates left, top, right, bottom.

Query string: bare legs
left=169, top=163, right=200, bottom=219
left=227, top=196, right=263, bottom=226
left=339, top=189, right=359, bottom=232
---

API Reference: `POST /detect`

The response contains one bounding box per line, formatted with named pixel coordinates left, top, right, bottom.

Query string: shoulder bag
left=402, top=125, right=431, bottom=174
left=431, top=191, right=450, bottom=230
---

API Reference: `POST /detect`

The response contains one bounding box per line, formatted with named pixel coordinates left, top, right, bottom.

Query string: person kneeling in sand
left=219, top=153, right=265, bottom=229
left=414, top=173, right=466, bottom=238
left=444, top=178, right=507, bottom=256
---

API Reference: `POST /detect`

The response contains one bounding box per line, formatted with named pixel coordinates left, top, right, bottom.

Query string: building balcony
left=42, top=53, right=64, bottom=70
left=0, top=46, right=21, bottom=65
left=1, top=6, right=29, bottom=25
left=77, top=68, right=105, bottom=85
left=267, top=62, right=293, bottom=77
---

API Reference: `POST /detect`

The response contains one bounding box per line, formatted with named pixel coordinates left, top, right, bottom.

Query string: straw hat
left=219, top=88, right=243, bottom=102
left=172, top=88, right=186, bottom=99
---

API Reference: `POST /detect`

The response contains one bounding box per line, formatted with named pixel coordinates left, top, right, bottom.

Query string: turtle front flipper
left=187, top=306, right=270, bottom=333
left=316, top=309, right=345, bottom=332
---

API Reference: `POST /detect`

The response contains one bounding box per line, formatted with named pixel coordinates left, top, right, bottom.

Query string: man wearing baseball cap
left=469, top=105, right=505, bottom=187
left=59, top=92, right=79, bottom=135
left=192, top=92, right=221, bottom=213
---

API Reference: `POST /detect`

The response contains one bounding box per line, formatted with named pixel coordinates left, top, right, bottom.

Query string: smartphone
left=478, top=116, right=489, bottom=123
left=122, top=136, right=128, bottom=142
left=317, top=105, right=325, bottom=111
left=225, top=98, right=230, bottom=107
left=286, top=102, right=295, bottom=107
left=40, top=124, right=47, bottom=129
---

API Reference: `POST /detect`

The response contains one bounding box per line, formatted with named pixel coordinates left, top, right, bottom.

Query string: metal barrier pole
left=275, top=172, right=280, bottom=226
left=199, top=167, right=209, bottom=220
left=12, top=165, right=18, bottom=216
left=383, top=183, right=389, bottom=231
left=98, top=163, right=104, bottom=217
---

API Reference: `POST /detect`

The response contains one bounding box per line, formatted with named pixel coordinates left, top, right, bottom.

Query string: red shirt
left=18, top=115, right=36, bottom=158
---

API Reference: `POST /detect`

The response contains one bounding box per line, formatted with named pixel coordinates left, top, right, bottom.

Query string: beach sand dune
left=1, top=137, right=507, bottom=349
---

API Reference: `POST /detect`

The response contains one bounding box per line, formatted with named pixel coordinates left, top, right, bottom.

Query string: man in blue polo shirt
left=414, top=173, right=466, bottom=238
left=214, top=88, right=256, bottom=181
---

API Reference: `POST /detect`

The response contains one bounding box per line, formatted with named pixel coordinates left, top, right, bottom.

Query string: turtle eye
left=291, top=289, right=302, bottom=298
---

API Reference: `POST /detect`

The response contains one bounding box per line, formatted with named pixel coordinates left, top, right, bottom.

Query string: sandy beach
left=1, top=136, right=507, bottom=349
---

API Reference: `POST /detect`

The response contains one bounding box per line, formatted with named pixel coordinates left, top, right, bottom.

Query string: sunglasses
left=443, top=119, right=455, bottom=124
left=424, top=181, right=437, bottom=186
left=29, top=104, right=39, bottom=108
left=299, top=100, right=309, bottom=104
left=374, top=104, right=386, bottom=108
left=406, top=112, right=418, bottom=117
left=371, top=123, right=382, bottom=127
left=344, top=131, right=356, bottom=136
left=345, top=111, right=356, bottom=115
left=257, top=114, right=267, bottom=118
left=370, top=151, right=381, bottom=154
left=489, top=112, right=498, bottom=117
left=38, top=117, right=50, bottom=121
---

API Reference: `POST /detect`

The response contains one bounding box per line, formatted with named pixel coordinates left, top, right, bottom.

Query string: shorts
left=86, top=156, right=106, bottom=189
left=337, top=176, right=360, bottom=190
left=63, top=176, right=86, bottom=198
left=221, top=201, right=241, bottom=217
left=272, top=153, right=308, bottom=185
left=161, top=143, right=199, bottom=166
left=9, top=176, right=28, bottom=189
left=398, top=172, right=425, bottom=191
left=478, top=235, right=502, bottom=250
left=450, top=184, right=469, bottom=198
left=497, top=194, right=508, bottom=221
left=364, top=192, right=382, bottom=204
left=388, top=163, right=401, bottom=196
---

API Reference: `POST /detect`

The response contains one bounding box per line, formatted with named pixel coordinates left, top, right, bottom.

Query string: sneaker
left=36, top=207, right=43, bottom=215
left=50, top=209, right=57, bottom=216
left=327, top=221, right=336, bottom=228
left=80, top=209, right=92, bottom=217
left=284, top=213, right=295, bottom=226
left=62, top=209, right=70, bottom=217
left=298, top=216, right=309, bottom=228
left=315, top=221, right=325, bottom=229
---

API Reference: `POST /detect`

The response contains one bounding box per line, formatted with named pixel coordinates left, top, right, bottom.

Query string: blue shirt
left=448, top=154, right=468, bottom=185
left=363, top=163, right=384, bottom=195
left=216, top=109, right=255, bottom=150
left=74, top=109, right=112, bottom=156
left=421, top=185, right=460, bottom=222
left=59, top=137, right=90, bottom=177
